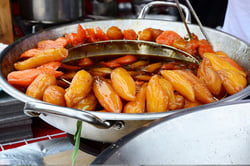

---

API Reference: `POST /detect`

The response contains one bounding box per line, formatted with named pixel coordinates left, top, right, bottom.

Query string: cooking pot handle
left=138, top=1, right=191, bottom=23
left=24, top=101, right=118, bottom=129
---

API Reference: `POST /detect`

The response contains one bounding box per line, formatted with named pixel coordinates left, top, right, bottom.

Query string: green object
left=72, top=106, right=89, bottom=166
left=72, top=120, right=82, bottom=166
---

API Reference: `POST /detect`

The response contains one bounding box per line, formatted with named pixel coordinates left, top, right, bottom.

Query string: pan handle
left=24, top=101, right=120, bottom=129
left=138, top=1, right=191, bottom=23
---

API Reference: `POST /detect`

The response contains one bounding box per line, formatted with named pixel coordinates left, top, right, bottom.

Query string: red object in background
left=11, top=1, right=25, bottom=39
left=13, top=25, right=24, bottom=38
left=32, top=118, right=65, bottom=138
left=0, top=119, right=67, bottom=151
left=84, top=0, right=92, bottom=16
left=11, top=2, right=19, bottom=16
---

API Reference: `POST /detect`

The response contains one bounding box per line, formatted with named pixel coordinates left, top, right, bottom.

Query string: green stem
left=72, top=105, right=89, bottom=166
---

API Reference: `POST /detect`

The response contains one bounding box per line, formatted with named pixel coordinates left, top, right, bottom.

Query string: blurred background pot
left=89, top=0, right=118, bottom=18
left=18, top=0, right=84, bottom=24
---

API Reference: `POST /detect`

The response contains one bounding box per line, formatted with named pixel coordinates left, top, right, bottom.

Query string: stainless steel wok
left=0, top=2, right=249, bottom=143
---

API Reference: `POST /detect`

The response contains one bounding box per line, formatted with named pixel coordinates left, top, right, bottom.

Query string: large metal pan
left=0, top=2, right=249, bottom=143
left=92, top=100, right=250, bottom=164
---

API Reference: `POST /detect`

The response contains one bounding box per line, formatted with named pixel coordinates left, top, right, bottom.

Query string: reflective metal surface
left=66, top=40, right=200, bottom=63
left=0, top=137, right=73, bottom=165
left=18, top=0, right=84, bottom=24
left=93, top=100, right=250, bottom=164
left=138, top=1, right=191, bottom=23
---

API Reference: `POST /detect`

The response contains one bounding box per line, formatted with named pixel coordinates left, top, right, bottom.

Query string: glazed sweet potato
left=14, top=48, right=68, bottom=70
left=123, top=83, right=147, bottom=113
left=26, top=73, right=57, bottom=100
left=197, top=57, right=224, bottom=97
left=93, top=76, right=123, bottom=113
left=175, top=70, right=215, bottom=104
left=161, top=70, right=195, bottom=102
left=203, top=52, right=246, bottom=77
left=73, top=92, right=97, bottom=111
left=218, top=69, right=247, bottom=95
left=43, top=85, right=66, bottom=106
left=146, top=75, right=169, bottom=112
left=64, top=70, right=93, bottom=107
left=111, top=67, right=136, bottom=101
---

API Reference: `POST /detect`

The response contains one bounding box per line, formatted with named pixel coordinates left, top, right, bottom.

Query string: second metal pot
left=92, top=100, right=250, bottom=164
left=18, top=0, right=84, bottom=24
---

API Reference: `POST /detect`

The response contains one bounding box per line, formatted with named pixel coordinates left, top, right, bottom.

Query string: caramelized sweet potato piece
left=161, top=70, right=195, bottom=102
left=175, top=70, right=215, bottom=104
left=100, top=55, right=137, bottom=68
left=60, top=63, right=82, bottom=71
left=129, top=60, right=149, bottom=70
left=142, top=62, right=162, bottom=73
left=95, top=27, right=109, bottom=41
left=43, top=85, right=66, bottom=106
left=128, top=71, right=147, bottom=76
left=203, top=52, right=246, bottom=77
left=123, top=83, right=147, bottom=113
left=215, top=51, right=244, bottom=71
left=100, top=61, right=121, bottom=68
left=151, top=28, right=163, bottom=41
left=135, top=80, right=145, bottom=87
left=184, top=99, right=202, bottom=108
left=86, top=28, right=98, bottom=43
left=93, top=76, right=123, bottom=113
left=14, top=48, right=68, bottom=70
left=107, top=55, right=137, bottom=65
left=159, top=77, right=176, bottom=110
left=138, top=28, right=153, bottom=41
left=218, top=69, right=247, bottom=95
left=64, top=70, right=93, bottom=107
left=88, top=67, right=112, bottom=77
left=111, top=67, right=136, bottom=101
left=133, top=75, right=152, bottom=81
left=107, top=26, right=123, bottom=40
left=138, top=28, right=163, bottom=41
left=160, top=61, right=187, bottom=70
left=123, top=29, right=138, bottom=40
left=173, top=38, right=188, bottom=51
left=197, top=58, right=224, bottom=97
left=156, top=30, right=182, bottom=46
left=78, top=57, right=94, bottom=67
left=26, top=73, right=56, bottom=100
left=172, top=94, right=185, bottom=110
left=146, top=75, right=168, bottom=112
left=73, top=92, right=97, bottom=111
